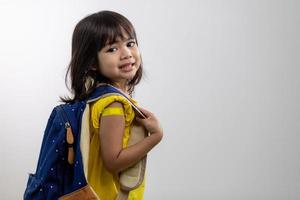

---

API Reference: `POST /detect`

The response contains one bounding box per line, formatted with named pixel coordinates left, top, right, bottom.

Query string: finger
left=134, top=108, right=147, bottom=119
left=135, top=116, right=145, bottom=124
left=137, top=106, right=151, bottom=116
left=134, top=109, right=146, bottom=119
left=136, top=116, right=142, bottom=120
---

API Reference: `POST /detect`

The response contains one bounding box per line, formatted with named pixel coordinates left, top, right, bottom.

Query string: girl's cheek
left=135, top=48, right=140, bottom=55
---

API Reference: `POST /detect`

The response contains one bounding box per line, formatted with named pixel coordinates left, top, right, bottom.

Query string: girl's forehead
left=103, top=25, right=136, bottom=45
left=105, top=34, right=134, bottom=45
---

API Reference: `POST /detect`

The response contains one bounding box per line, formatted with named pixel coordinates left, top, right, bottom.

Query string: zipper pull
left=65, top=122, right=74, bottom=164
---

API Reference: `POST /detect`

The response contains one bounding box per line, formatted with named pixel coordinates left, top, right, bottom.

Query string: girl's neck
left=110, top=82, right=131, bottom=98
left=97, top=81, right=131, bottom=98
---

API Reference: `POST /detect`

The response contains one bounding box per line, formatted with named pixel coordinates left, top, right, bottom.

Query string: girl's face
left=97, top=31, right=141, bottom=90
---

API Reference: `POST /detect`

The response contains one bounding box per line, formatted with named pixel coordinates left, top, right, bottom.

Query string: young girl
left=60, top=10, right=163, bottom=200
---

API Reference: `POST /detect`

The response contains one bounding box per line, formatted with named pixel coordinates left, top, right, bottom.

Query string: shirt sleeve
left=101, top=106, right=124, bottom=116
left=91, top=95, right=136, bottom=129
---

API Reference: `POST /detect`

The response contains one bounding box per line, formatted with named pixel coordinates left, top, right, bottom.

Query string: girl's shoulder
left=91, top=94, right=137, bottom=109
left=90, top=94, right=136, bottom=124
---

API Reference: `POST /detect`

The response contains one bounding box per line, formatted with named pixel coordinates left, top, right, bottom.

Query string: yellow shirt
left=87, top=95, right=145, bottom=200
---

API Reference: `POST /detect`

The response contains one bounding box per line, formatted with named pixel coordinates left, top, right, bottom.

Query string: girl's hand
left=135, top=107, right=163, bottom=141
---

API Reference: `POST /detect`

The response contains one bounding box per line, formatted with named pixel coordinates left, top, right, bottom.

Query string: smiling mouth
left=119, top=63, right=135, bottom=69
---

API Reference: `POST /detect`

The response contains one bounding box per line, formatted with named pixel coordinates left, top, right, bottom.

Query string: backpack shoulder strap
left=88, top=84, right=146, bottom=119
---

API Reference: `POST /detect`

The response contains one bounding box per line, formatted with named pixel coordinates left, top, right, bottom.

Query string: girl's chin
left=121, top=69, right=137, bottom=78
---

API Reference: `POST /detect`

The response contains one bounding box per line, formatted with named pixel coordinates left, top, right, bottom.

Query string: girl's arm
left=99, top=102, right=163, bottom=174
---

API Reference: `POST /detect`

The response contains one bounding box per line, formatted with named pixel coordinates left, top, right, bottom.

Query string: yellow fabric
left=102, top=107, right=124, bottom=116
left=87, top=95, right=145, bottom=200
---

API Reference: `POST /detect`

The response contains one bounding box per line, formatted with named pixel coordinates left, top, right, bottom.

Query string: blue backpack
left=24, top=84, right=139, bottom=199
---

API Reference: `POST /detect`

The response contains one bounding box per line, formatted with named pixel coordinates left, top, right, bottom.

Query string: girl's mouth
left=119, top=62, right=134, bottom=68
left=120, top=63, right=135, bottom=72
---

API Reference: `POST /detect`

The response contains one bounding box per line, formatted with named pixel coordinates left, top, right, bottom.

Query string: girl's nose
left=121, top=47, right=132, bottom=59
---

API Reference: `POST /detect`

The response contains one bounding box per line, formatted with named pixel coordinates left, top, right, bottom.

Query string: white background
left=0, top=0, right=299, bottom=199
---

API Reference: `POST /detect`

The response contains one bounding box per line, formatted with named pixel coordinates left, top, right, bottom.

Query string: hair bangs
left=96, top=18, right=137, bottom=51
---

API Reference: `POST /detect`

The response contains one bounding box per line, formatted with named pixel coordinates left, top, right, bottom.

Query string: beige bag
left=116, top=98, right=148, bottom=200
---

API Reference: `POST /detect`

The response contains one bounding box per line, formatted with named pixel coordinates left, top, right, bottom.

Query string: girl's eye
left=127, top=41, right=136, bottom=47
left=106, top=41, right=136, bottom=53
left=107, top=47, right=117, bottom=52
